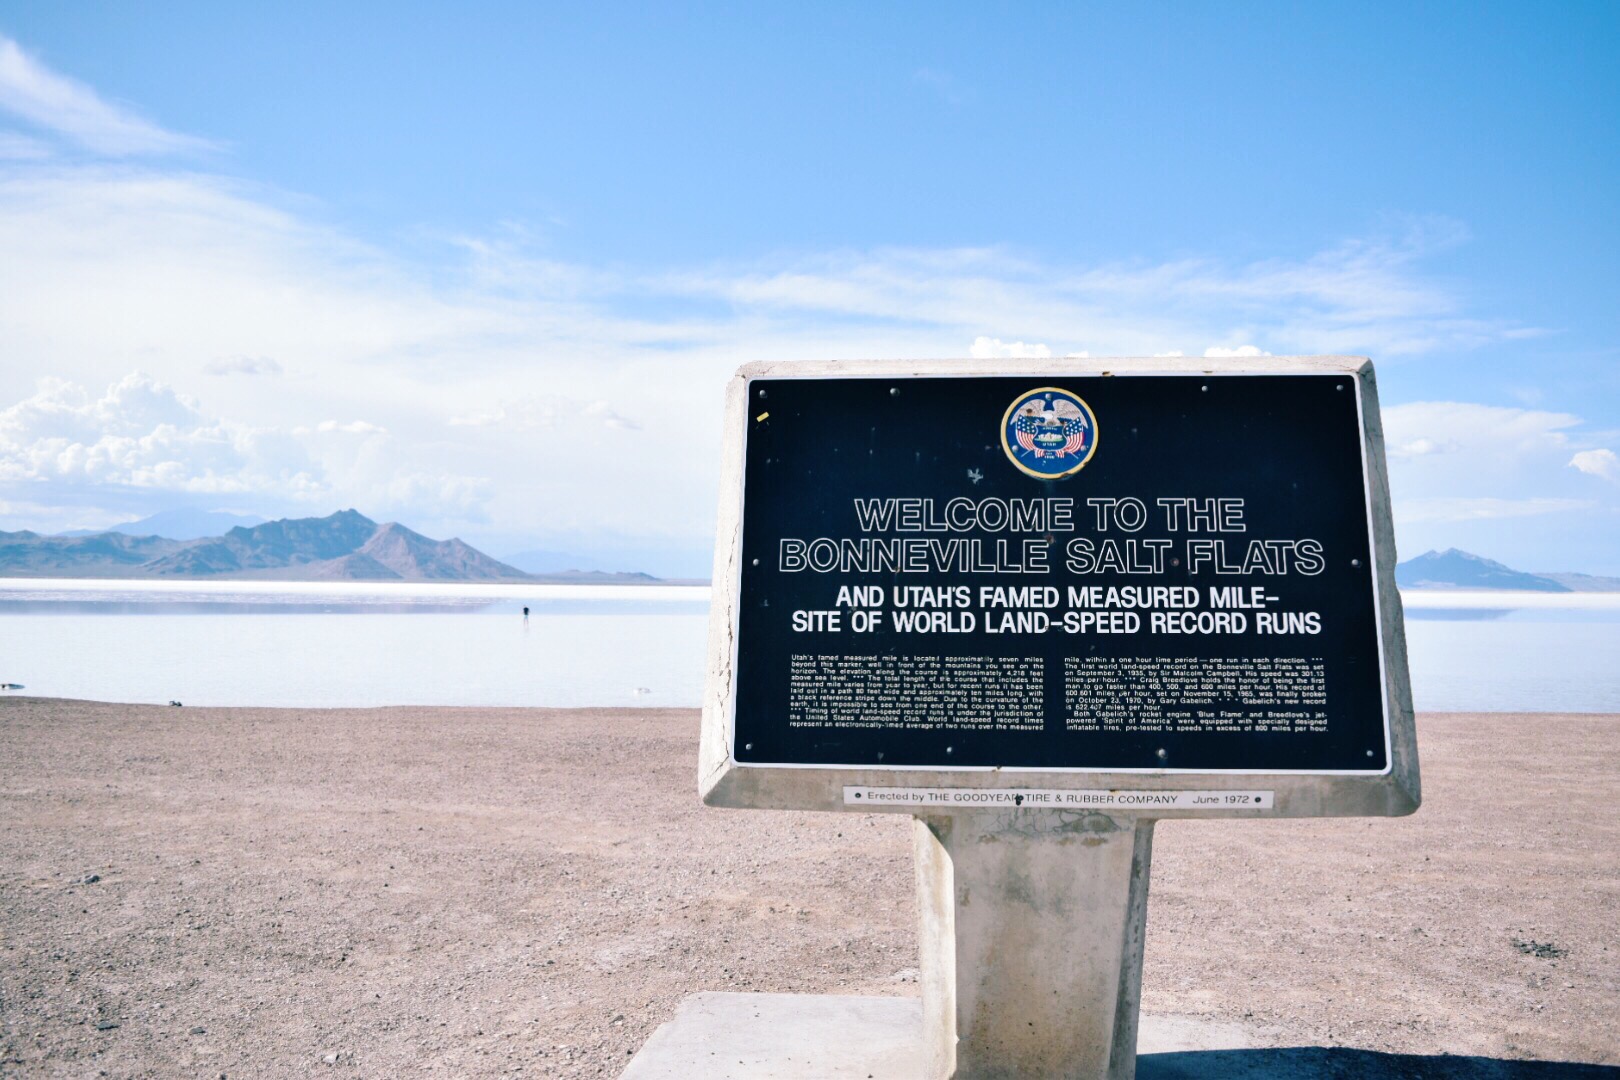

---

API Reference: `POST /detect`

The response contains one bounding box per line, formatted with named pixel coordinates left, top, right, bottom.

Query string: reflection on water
left=0, top=607, right=709, bottom=709
left=0, top=580, right=710, bottom=709
left=0, top=600, right=499, bottom=615
left=1403, top=618, right=1620, bottom=712
left=0, top=580, right=1615, bottom=712
left=0, top=597, right=705, bottom=617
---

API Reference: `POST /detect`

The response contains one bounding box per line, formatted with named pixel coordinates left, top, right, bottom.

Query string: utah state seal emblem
left=1000, top=387, right=1098, bottom=479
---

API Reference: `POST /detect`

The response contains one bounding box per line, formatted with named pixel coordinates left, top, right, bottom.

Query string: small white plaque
left=843, top=786, right=1274, bottom=810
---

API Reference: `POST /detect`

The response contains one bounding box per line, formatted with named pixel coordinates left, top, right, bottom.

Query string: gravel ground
left=0, top=699, right=1615, bottom=1077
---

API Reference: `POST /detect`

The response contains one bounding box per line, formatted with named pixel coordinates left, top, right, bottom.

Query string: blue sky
left=0, top=2, right=1616, bottom=576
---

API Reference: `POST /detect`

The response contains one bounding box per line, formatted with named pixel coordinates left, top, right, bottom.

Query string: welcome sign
left=700, top=358, right=1419, bottom=818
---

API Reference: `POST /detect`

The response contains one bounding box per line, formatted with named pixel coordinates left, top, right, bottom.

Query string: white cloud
left=1570, top=448, right=1620, bottom=483
left=1381, top=401, right=1615, bottom=557
left=1394, top=437, right=1449, bottom=458
left=0, top=76, right=1561, bottom=555
left=0, top=130, right=51, bottom=160
left=0, top=372, right=320, bottom=495
left=447, top=396, right=642, bottom=432
left=971, top=336, right=1052, bottom=359
left=0, top=166, right=1536, bottom=396
left=367, top=469, right=492, bottom=521
left=314, top=420, right=387, bottom=435
left=0, top=165, right=1566, bottom=550
left=0, top=168, right=519, bottom=372
left=584, top=400, right=641, bottom=431
left=448, top=408, right=508, bottom=428
left=0, top=40, right=1597, bottom=575
left=204, top=355, right=281, bottom=376
left=1394, top=496, right=1594, bottom=524
left=1383, top=402, right=1582, bottom=462
left=0, top=373, right=491, bottom=523
left=0, top=36, right=210, bottom=156
left=664, top=220, right=1536, bottom=359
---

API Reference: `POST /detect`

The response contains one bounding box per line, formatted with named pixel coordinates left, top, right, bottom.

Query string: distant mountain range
left=0, top=511, right=658, bottom=583
left=57, top=509, right=268, bottom=540
left=1395, top=548, right=1620, bottom=592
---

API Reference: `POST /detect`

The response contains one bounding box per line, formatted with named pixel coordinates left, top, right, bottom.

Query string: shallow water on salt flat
left=0, top=580, right=1616, bottom=711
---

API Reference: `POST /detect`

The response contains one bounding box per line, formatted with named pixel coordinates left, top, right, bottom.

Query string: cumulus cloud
left=1569, top=448, right=1620, bottom=483
left=0, top=373, right=492, bottom=524
left=0, top=36, right=211, bottom=156
left=0, top=372, right=318, bottom=495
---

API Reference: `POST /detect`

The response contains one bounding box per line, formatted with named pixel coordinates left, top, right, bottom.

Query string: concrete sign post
left=913, top=812, right=1156, bottom=1078
left=627, top=357, right=1418, bottom=1078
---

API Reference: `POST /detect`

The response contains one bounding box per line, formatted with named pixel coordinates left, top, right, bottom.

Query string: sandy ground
left=0, top=699, right=1615, bottom=1079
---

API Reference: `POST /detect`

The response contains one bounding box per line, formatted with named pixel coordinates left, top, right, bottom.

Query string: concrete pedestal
left=621, top=992, right=922, bottom=1079
left=626, top=810, right=1161, bottom=1078
left=914, top=811, right=1155, bottom=1079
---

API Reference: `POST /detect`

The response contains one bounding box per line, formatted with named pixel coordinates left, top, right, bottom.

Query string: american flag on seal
left=1013, top=400, right=1089, bottom=458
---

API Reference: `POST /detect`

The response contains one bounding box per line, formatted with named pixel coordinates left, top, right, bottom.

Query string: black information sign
left=731, top=374, right=1390, bottom=773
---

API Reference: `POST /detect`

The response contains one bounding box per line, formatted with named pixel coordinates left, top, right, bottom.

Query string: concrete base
left=621, top=992, right=1254, bottom=1079
left=914, top=812, right=1156, bottom=1078
left=621, top=992, right=921, bottom=1079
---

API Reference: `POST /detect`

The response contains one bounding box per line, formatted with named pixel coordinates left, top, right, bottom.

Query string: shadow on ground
left=1140, top=1048, right=1620, bottom=1079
